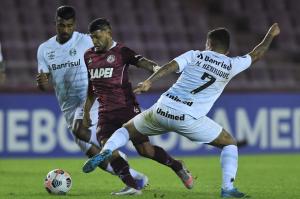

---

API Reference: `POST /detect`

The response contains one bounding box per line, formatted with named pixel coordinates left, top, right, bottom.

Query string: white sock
left=220, top=145, right=238, bottom=190
left=89, top=126, right=100, bottom=148
left=102, top=127, right=129, bottom=152
left=129, top=168, right=144, bottom=180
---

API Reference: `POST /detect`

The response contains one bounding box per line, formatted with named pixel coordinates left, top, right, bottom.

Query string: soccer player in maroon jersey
left=79, top=18, right=193, bottom=195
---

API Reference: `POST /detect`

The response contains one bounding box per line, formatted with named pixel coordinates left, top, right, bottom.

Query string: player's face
left=90, top=29, right=111, bottom=52
left=56, top=17, right=75, bottom=44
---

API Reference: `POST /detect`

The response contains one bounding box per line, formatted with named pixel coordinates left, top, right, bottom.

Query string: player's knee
left=221, top=130, right=237, bottom=146
left=210, top=129, right=237, bottom=148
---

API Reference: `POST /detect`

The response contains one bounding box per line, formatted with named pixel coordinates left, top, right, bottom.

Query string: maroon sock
left=152, top=146, right=183, bottom=172
left=110, top=157, right=138, bottom=189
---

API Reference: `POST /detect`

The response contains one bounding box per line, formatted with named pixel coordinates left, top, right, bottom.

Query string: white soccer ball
left=44, top=169, right=72, bottom=195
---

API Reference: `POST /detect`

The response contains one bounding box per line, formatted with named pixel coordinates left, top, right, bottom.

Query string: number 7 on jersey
left=190, top=72, right=216, bottom=94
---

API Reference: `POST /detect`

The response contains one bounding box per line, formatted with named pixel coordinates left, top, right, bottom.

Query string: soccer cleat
left=82, top=149, right=112, bottom=173
left=111, top=186, right=142, bottom=196
left=221, top=188, right=246, bottom=198
left=135, top=175, right=149, bottom=190
left=176, top=163, right=194, bottom=189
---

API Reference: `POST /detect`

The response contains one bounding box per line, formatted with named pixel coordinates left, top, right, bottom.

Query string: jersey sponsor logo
left=166, top=93, right=193, bottom=106
left=89, top=68, right=114, bottom=79
left=106, top=55, right=116, bottom=63
left=69, top=48, right=77, bottom=56
left=156, top=107, right=185, bottom=120
left=46, top=51, right=55, bottom=60
left=204, top=55, right=232, bottom=70
left=50, top=59, right=80, bottom=71
left=88, top=58, right=93, bottom=64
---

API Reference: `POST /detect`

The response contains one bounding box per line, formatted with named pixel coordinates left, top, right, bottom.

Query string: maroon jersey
left=84, top=42, right=142, bottom=112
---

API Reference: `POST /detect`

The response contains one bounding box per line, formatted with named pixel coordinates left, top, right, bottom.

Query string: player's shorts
left=133, top=103, right=222, bottom=144
left=97, top=105, right=150, bottom=145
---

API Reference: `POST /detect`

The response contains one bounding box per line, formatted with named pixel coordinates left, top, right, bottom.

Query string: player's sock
left=220, top=145, right=238, bottom=190
left=102, top=127, right=129, bottom=151
left=152, top=146, right=183, bottom=172
left=103, top=128, right=182, bottom=172
left=105, top=161, right=144, bottom=180
left=110, top=156, right=139, bottom=189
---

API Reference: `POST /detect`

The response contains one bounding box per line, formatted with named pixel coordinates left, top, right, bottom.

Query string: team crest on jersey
left=106, top=55, right=116, bottom=63
left=46, top=51, right=55, bottom=60
left=69, top=48, right=77, bottom=56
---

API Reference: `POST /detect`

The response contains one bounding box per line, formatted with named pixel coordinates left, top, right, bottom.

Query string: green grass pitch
left=0, top=154, right=299, bottom=199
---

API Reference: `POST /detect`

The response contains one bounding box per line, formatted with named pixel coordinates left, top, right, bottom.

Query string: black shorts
left=97, top=105, right=150, bottom=145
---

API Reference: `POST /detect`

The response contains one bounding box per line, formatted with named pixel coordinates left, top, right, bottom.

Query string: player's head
left=88, top=18, right=112, bottom=52
left=55, top=5, right=76, bottom=44
left=206, top=28, right=230, bottom=54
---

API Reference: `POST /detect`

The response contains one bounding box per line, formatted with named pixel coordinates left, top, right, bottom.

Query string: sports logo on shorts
left=106, top=55, right=115, bottom=63
left=69, top=48, right=77, bottom=56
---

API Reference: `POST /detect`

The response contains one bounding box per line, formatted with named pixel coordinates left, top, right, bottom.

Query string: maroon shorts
left=97, top=105, right=150, bottom=145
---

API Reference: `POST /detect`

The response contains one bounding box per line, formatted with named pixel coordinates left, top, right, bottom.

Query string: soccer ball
left=44, top=169, right=72, bottom=195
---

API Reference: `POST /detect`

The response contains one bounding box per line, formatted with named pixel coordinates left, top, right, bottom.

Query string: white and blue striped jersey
left=37, top=32, right=94, bottom=124
left=158, top=50, right=252, bottom=118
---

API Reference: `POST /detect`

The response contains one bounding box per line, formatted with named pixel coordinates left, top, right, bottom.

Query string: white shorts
left=133, top=103, right=222, bottom=144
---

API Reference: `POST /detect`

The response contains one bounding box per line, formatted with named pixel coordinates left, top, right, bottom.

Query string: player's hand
left=36, top=70, right=49, bottom=91
left=269, top=23, right=280, bottom=37
left=133, top=80, right=152, bottom=94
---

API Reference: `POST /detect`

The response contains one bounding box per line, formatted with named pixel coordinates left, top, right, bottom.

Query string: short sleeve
left=121, top=47, right=143, bottom=65
left=37, top=44, right=50, bottom=73
left=231, top=54, right=252, bottom=76
left=173, top=50, right=194, bottom=73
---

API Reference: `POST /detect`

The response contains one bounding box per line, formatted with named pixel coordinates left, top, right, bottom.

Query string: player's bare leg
left=208, top=129, right=247, bottom=198
left=83, top=120, right=193, bottom=189
left=129, top=130, right=193, bottom=189
left=73, top=120, right=147, bottom=193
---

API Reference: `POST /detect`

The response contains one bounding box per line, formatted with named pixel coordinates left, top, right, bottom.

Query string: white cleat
left=111, top=186, right=142, bottom=196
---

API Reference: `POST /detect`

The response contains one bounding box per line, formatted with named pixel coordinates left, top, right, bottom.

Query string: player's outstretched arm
left=36, top=70, right=50, bottom=91
left=136, top=58, right=161, bottom=73
left=134, top=60, right=179, bottom=94
left=249, top=23, right=280, bottom=63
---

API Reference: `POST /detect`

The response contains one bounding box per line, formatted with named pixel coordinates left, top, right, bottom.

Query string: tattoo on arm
left=148, top=60, right=179, bottom=83
left=136, top=58, right=158, bottom=72
left=249, top=33, right=274, bottom=63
